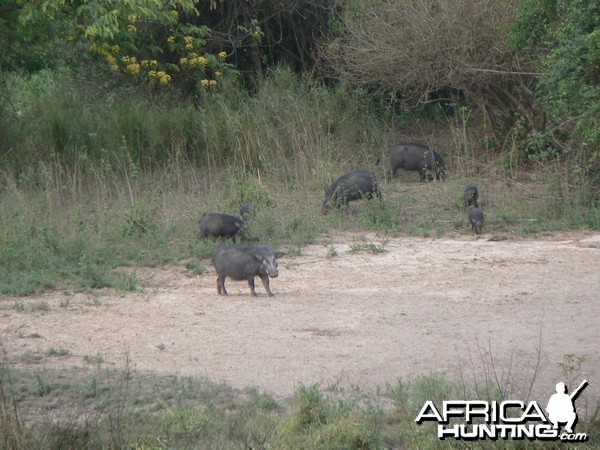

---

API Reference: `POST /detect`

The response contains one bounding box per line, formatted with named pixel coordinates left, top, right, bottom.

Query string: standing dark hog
left=198, top=213, right=248, bottom=240
left=387, top=143, right=447, bottom=181
left=464, top=184, right=479, bottom=208
left=322, top=170, right=382, bottom=214
left=468, top=208, right=485, bottom=235
left=211, top=245, right=283, bottom=297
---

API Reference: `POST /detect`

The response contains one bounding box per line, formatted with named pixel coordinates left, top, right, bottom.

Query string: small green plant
left=291, top=383, right=330, bottom=430
left=47, top=347, right=71, bottom=357
left=184, top=260, right=205, bottom=277
left=325, top=244, right=338, bottom=257
left=111, top=272, right=139, bottom=292
left=34, top=373, right=56, bottom=397
left=348, top=239, right=388, bottom=254
left=30, top=301, right=51, bottom=312
left=359, top=199, right=398, bottom=232
left=558, top=353, right=587, bottom=389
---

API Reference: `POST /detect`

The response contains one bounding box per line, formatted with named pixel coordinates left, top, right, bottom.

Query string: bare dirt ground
left=1, top=232, right=599, bottom=408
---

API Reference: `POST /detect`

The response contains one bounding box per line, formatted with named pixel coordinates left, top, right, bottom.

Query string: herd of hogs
left=201, top=143, right=484, bottom=297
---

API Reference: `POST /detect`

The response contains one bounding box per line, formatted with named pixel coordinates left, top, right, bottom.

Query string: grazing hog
left=387, top=143, right=447, bottom=181
left=464, top=184, right=479, bottom=208
left=198, top=213, right=248, bottom=240
left=322, top=170, right=382, bottom=214
left=239, top=203, right=256, bottom=220
left=468, top=207, right=485, bottom=235
left=211, top=245, right=282, bottom=297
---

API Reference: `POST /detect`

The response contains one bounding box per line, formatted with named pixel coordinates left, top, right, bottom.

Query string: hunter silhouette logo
left=415, top=380, right=590, bottom=442
left=546, top=380, right=587, bottom=434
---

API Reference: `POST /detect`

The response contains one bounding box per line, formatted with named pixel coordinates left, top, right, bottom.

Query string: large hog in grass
left=468, top=207, right=485, bottom=235
left=387, top=143, right=447, bottom=181
left=322, top=170, right=382, bottom=214
left=198, top=213, right=248, bottom=240
left=211, top=245, right=283, bottom=297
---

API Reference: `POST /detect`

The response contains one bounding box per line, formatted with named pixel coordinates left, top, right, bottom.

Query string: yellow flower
left=128, top=15, right=137, bottom=23
left=110, top=64, right=119, bottom=72
left=201, top=79, right=210, bottom=88
left=111, top=45, right=120, bottom=54
left=218, top=51, right=227, bottom=60
left=159, top=74, right=171, bottom=85
left=106, top=54, right=117, bottom=65
left=167, top=36, right=176, bottom=44
left=126, top=63, right=140, bottom=75
left=122, top=56, right=130, bottom=63
left=150, top=60, right=158, bottom=68
left=215, top=71, right=222, bottom=77
left=141, top=60, right=149, bottom=68
left=148, top=70, right=157, bottom=77
left=184, top=36, right=193, bottom=44
left=186, top=43, right=193, bottom=50
left=197, top=56, right=207, bottom=67
left=128, top=25, right=137, bottom=32
left=179, top=57, right=189, bottom=66
left=127, top=64, right=140, bottom=75
left=209, top=80, right=218, bottom=87
left=170, top=10, right=179, bottom=19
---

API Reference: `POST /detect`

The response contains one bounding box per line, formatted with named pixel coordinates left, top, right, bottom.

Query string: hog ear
left=253, top=253, right=266, bottom=262
left=274, top=251, right=285, bottom=259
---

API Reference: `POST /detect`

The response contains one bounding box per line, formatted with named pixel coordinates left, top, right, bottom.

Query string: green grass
left=1, top=364, right=598, bottom=449
left=0, top=164, right=598, bottom=296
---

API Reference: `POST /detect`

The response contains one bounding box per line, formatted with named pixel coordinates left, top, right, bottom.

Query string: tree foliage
left=1, top=0, right=234, bottom=93
left=511, top=0, right=600, bottom=147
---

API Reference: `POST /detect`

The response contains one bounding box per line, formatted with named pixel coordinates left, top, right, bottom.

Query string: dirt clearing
left=1, top=232, right=599, bottom=406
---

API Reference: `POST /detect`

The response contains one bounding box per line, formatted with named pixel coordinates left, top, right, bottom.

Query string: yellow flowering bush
left=83, top=3, right=235, bottom=92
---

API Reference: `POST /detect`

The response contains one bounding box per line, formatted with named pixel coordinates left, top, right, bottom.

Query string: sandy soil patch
left=1, top=232, right=599, bottom=407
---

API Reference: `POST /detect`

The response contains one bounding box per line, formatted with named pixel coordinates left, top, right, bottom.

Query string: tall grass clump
left=197, top=67, right=392, bottom=184
left=0, top=161, right=206, bottom=295
left=1, top=70, right=206, bottom=170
